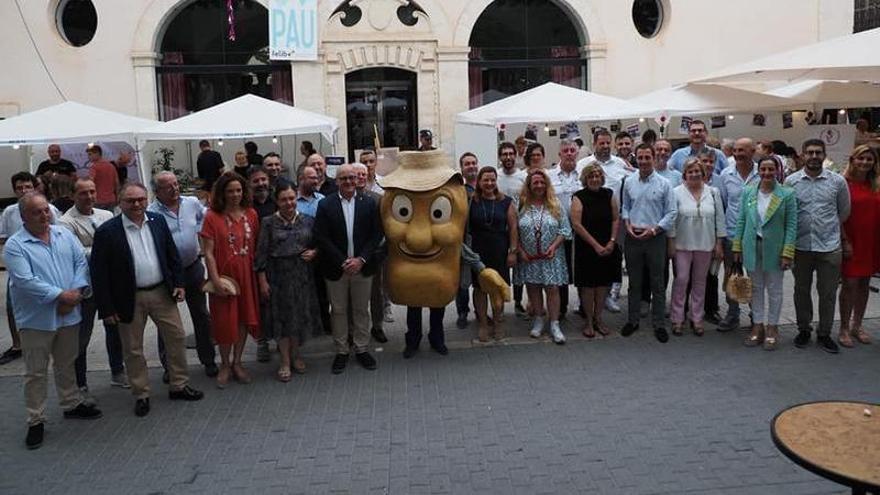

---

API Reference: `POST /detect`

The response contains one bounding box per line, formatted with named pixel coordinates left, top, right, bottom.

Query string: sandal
left=852, top=328, right=872, bottom=344
left=292, top=358, right=307, bottom=374
left=744, top=324, right=765, bottom=347
left=232, top=364, right=252, bottom=384
left=763, top=326, right=778, bottom=351
left=582, top=324, right=596, bottom=339
left=595, top=321, right=611, bottom=337
left=671, top=324, right=683, bottom=336
left=837, top=331, right=855, bottom=348
left=216, top=365, right=230, bottom=389
left=276, top=366, right=292, bottom=382
left=692, top=322, right=704, bottom=337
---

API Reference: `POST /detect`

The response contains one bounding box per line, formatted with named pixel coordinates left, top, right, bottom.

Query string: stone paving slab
left=0, top=316, right=878, bottom=493
left=1, top=273, right=879, bottom=494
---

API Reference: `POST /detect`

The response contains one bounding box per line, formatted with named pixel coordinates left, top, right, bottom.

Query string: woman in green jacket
left=732, top=156, right=797, bottom=350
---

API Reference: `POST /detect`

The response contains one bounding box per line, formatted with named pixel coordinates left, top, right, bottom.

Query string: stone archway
left=455, top=0, right=610, bottom=93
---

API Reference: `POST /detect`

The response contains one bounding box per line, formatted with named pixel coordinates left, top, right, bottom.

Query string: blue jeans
left=76, top=297, right=124, bottom=387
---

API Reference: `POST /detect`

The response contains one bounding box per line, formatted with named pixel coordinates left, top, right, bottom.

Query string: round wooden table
left=771, top=401, right=880, bottom=495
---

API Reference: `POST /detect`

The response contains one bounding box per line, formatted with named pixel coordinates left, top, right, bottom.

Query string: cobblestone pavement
left=0, top=273, right=879, bottom=494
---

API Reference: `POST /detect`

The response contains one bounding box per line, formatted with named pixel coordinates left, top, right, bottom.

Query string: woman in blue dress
left=514, top=169, right=572, bottom=344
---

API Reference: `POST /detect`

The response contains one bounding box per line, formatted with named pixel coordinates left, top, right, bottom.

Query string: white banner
left=810, top=125, right=855, bottom=169
left=269, top=0, right=318, bottom=61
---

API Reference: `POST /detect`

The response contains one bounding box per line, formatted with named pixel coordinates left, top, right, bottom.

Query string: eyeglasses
left=122, top=197, right=147, bottom=204
left=337, top=176, right=356, bottom=182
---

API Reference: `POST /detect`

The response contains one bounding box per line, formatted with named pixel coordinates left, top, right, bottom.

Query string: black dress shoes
left=431, top=344, right=449, bottom=356
left=654, top=327, right=669, bottom=343
left=621, top=323, right=639, bottom=337
left=134, top=398, right=150, bottom=417
left=25, top=423, right=43, bottom=450
left=169, top=385, right=204, bottom=401
left=331, top=354, right=348, bottom=374
left=63, top=403, right=103, bottom=420
left=355, top=352, right=377, bottom=370
left=371, top=327, right=388, bottom=343
left=403, top=347, right=418, bottom=359
left=204, top=363, right=219, bottom=378
left=162, top=370, right=170, bottom=384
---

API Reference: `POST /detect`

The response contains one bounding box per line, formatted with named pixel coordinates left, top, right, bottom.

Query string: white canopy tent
left=455, top=82, right=646, bottom=165
left=138, top=94, right=339, bottom=143
left=456, top=82, right=646, bottom=127
left=690, top=27, right=880, bottom=84
left=0, top=101, right=159, bottom=183
left=764, top=80, right=880, bottom=108
left=629, top=83, right=802, bottom=117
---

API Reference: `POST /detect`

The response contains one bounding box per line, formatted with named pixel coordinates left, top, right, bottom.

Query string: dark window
left=156, top=0, right=293, bottom=120
left=468, top=0, right=585, bottom=108
left=632, top=0, right=663, bottom=38
left=854, top=0, right=880, bottom=32
left=56, top=0, right=98, bottom=47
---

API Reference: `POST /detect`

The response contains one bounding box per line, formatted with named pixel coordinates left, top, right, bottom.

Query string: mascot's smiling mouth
left=398, top=242, right=443, bottom=260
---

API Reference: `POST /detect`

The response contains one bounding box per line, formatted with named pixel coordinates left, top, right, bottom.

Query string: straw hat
left=377, top=150, right=462, bottom=192
left=202, top=275, right=240, bottom=296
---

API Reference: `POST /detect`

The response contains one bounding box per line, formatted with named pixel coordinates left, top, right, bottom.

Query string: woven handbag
left=725, top=262, right=752, bottom=304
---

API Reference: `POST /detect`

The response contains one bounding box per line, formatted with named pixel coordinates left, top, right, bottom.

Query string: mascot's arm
left=461, top=243, right=512, bottom=309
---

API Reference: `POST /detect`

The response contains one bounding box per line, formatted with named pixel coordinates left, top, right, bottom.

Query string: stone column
left=582, top=43, right=608, bottom=95
left=131, top=52, right=160, bottom=120
left=435, top=46, right=471, bottom=155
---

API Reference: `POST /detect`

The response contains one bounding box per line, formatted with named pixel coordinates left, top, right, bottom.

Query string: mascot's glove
left=477, top=268, right=511, bottom=310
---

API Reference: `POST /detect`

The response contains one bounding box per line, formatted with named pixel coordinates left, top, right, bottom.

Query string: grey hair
left=351, top=162, right=368, bottom=172
left=151, top=171, right=176, bottom=192
left=119, top=181, right=148, bottom=198
left=559, top=138, right=578, bottom=148
left=18, top=192, right=48, bottom=219
left=721, top=138, right=735, bottom=150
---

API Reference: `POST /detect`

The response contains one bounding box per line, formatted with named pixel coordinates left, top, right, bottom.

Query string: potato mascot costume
left=378, top=150, right=510, bottom=309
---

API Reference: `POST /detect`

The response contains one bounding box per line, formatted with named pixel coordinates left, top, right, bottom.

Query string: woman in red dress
left=838, top=145, right=880, bottom=347
left=201, top=172, right=261, bottom=386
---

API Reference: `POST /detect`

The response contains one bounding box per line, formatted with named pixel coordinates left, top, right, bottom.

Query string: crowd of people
left=2, top=121, right=879, bottom=450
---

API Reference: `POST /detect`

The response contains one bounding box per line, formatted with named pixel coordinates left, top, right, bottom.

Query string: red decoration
left=227, top=0, right=236, bottom=41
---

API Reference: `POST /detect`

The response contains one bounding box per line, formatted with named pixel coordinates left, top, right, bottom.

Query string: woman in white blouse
left=667, top=158, right=725, bottom=336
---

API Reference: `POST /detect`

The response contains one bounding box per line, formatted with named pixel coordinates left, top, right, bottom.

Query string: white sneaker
left=529, top=316, right=545, bottom=338
left=79, top=386, right=97, bottom=406
left=550, top=321, right=566, bottom=344
left=605, top=296, right=621, bottom=313
left=110, top=371, right=130, bottom=389
left=383, top=306, right=395, bottom=323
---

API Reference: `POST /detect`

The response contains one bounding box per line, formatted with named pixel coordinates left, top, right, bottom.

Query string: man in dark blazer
left=91, top=182, right=203, bottom=417
left=314, top=164, right=383, bottom=374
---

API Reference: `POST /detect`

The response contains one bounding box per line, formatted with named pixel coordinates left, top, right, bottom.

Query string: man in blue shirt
left=620, top=144, right=678, bottom=343
left=149, top=171, right=217, bottom=377
left=716, top=138, right=759, bottom=330
left=786, top=139, right=851, bottom=354
left=668, top=120, right=727, bottom=175
left=4, top=193, right=102, bottom=449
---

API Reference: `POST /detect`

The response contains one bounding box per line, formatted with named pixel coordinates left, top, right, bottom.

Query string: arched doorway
left=156, top=0, right=293, bottom=120
left=345, top=68, right=418, bottom=160
left=468, top=0, right=585, bottom=108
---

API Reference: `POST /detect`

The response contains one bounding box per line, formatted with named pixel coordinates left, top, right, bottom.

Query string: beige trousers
left=327, top=274, right=373, bottom=354
left=117, top=287, right=190, bottom=399
left=21, top=325, right=82, bottom=426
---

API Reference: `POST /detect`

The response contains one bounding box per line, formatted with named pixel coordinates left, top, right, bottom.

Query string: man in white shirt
left=495, top=142, right=527, bottom=315
left=91, top=183, right=203, bottom=417
left=59, top=179, right=127, bottom=398
left=548, top=139, right=581, bottom=318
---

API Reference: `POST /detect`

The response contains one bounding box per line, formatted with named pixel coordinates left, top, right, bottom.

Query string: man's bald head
left=733, top=138, right=755, bottom=165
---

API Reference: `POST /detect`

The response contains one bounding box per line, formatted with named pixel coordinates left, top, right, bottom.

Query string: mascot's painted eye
left=391, top=194, right=413, bottom=223
left=429, top=196, right=452, bottom=224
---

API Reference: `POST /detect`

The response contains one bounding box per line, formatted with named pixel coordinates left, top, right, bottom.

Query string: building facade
left=0, top=0, right=855, bottom=161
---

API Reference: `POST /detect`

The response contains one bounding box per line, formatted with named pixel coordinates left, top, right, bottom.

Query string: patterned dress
left=514, top=203, right=571, bottom=285
left=254, top=212, right=321, bottom=342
